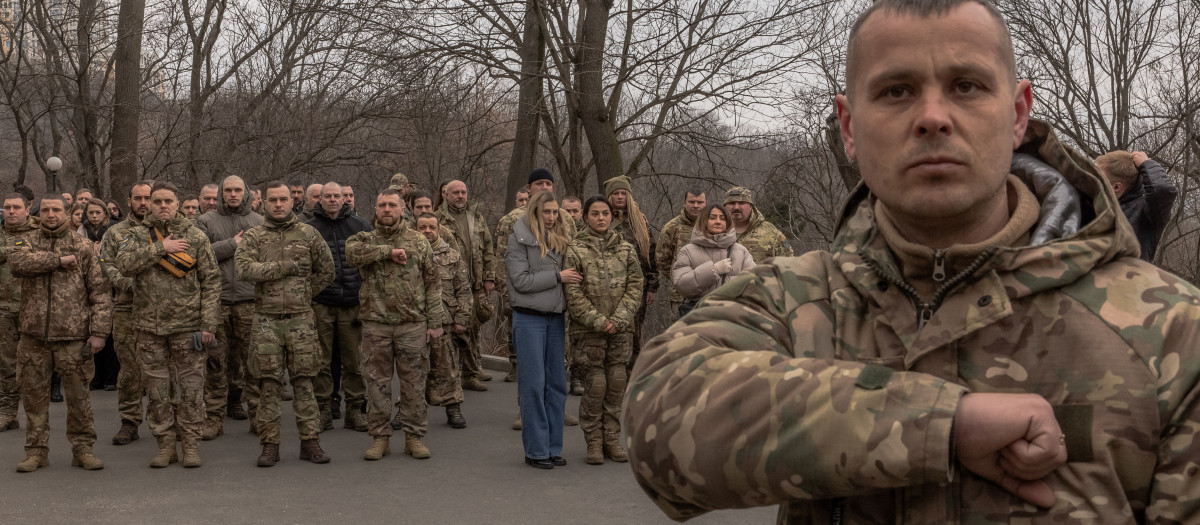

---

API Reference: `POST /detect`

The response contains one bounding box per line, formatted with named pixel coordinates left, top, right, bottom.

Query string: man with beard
left=722, top=187, right=792, bottom=263
left=199, top=184, right=219, bottom=215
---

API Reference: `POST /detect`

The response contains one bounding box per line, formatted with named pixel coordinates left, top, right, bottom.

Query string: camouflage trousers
left=18, top=337, right=97, bottom=455
left=425, top=328, right=464, bottom=406
left=313, top=303, right=366, bottom=414
left=571, top=332, right=632, bottom=435
left=497, top=297, right=514, bottom=364
left=137, top=330, right=206, bottom=442
left=250, top=311, right=320, bottom=445
left=208, top=302, right=255, bottom=423
left=112, top=309, right=145, bottom=426
left=628, top=297, right=647, bottom=372
left=0, top=311, right=19, bottom=422
left=459, top=322, right=485, bottom=380
left=362, top=321, right=428, bottom=438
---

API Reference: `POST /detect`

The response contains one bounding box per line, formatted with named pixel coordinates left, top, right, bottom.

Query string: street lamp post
left=46, top=156, right=62, bottom=193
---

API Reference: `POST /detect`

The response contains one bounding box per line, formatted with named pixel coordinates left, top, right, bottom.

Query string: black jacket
left=308, top=203, right=372, bottom=307
left=1118, top=159, right=1177, bottom=262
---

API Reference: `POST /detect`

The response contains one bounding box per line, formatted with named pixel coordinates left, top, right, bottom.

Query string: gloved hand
left=713, top=258, right=732, bottom=275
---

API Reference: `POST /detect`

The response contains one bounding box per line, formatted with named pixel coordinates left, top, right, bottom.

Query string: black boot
left=331, top=399, right=342, bottom=420
left=50, top=374, right=63, bottom=403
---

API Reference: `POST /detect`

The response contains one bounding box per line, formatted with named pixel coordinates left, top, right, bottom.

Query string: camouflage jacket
left=234, top=213, right=334, bottom=315
left=610, top=208, right=658, bottom=294
left=10, top=221, right=112, bottom=341
left=625, top=122, right=1200, bottom=524
left=98, top=214, right=142, bottom=312
left=435, top=202, right=496, bottom=289
left=736, top=208, right=793, bottom=263
left=0, top=216, right=38, bottom=312
left=116, top=213, right=221, bottom=335
left=564, top=227, right=644, bottom=334
left=432, top=237, right=472, bottom=328
left=346, top=219, right=445, bottom=328
left=655, top=209, right=697, bottom=305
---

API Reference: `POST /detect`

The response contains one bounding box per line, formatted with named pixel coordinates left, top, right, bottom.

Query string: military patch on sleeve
left=14, top=238, right=25, bottom=246
left=855, top=364, right=893, bottom=390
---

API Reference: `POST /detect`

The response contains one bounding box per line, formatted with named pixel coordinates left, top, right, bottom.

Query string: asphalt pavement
left=0, top=362, right=775, bottom=524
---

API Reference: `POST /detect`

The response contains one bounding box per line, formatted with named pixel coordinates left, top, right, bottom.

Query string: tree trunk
left=576, top=0, right=622, bottom=189
left=506, top=0, right=546, bottom=208
left=110, top=0, right=147, bottom=199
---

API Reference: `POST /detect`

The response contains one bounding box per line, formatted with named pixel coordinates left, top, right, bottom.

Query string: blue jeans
left=513, top=310, right=567, bottom=460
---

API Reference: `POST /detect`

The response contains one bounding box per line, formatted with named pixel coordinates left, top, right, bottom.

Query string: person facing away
left=624, top=0, right=1200, bottom=523
left=1094, top=149, right=1178, bottom=262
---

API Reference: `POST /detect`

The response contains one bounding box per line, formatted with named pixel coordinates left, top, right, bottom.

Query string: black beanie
left=528, top=168, right=554, bottom=185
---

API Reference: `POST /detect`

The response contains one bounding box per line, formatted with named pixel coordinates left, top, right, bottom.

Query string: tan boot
left=364, top=436, right=391, bottom=461
left=463, top=377, right=488, bottom=392
left=201, top=420, right=223, bottom=441
left=181, top=438, right=201, bottom=468
left=16, top=453, right=48, bottom=473
left=564, top=411, right=579, bottom=426
left=604, top=432, right=628, bottom=462
left=257, top=443, right=280, bottom=467
left=511, top=414, right=522, bottom=430
left=585, top=431, right=604, bottom=465
left=71, top=447, right=104, bottom=470
left=150, top=437, right=178, bottom=468
left=299, top=438, right=331, bottom=464
left=0, top=417, right=18, bottom=431
left=404, top=432, right=430, bottom=459
left=111, top=421, right=139, bottom=445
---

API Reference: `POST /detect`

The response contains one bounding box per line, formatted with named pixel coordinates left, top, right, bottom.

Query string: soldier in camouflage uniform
left=10, top=195, right=111, bottom=472
left=435, top=180, right=496, bottom=389
left=0, top=193, right=37, bottom=432
left=565, top=195, right=643, bottom=465
left=625, top=2, right=1200, bottom=522
left=415, top=213, right=470, bottom=429
left=722, top=186, right=793, bottom=263
left=116, top=181, right=221, bottom=469
left=654, top=187, right=707, bottom=320
left=347, top=189, right=446, bottom=461
left=603, top=176, right=656, bottom=372
left=98, top=181, right=153, bottom=445
left=235, top=182, right=335, bottom=467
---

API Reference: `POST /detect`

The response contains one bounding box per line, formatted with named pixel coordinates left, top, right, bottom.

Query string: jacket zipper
left=865, top=246, right=998, bottom=331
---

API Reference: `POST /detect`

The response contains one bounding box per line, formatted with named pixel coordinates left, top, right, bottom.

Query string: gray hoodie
left=195, top=179, right=264, bottom=302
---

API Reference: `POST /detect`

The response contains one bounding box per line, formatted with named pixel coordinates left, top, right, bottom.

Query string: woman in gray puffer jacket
left=671, top=203, right=754, bottom=315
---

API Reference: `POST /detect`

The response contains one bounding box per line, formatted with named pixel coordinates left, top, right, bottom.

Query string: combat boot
left=50, top=374, right=63, bottom=402
left=504, top=367, right=517, bottom=382
left=112, top=421, right=139, bottom=445
left=570, top=378, right=584, bottom=396
left=445, top=403, right=466, bottom=429
left=364, top=436, right=390, bottom=460
left=564, top=411, right=579, bottom=426
left=181, top=438, right=201, bottom=468
left=71, top=447, right=104, bottom=470
left=257, top=443, right=280, bottom=467
left=462, top=377, right=488, bottom=391
left=16, top=453, right=48, bottom=473
left=511, top=414, right=522, bottom=430
left=331, top=399, right=342, bottom=420
left=585, top=431, right=604, bottom=465
left=344, top=404, right=367, bottom=432
left=299, top=438, right=331, bottom=464
left=319, top=412, right=334, bottom=432
left=404, top=432, right=430, bottom=459
left=0, top=416, right=18, bottom=431
left=201, top=420, right=223, bottom=441
left=603, top=432, right=628, bottom=463
left=150, top=436, right=178, bottom=468
left=227, top=390, right=248, bottom=420
left=478, top=371, right=493, bottom=381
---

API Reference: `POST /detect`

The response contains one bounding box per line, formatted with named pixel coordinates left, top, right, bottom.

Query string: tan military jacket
left=655, top=209, right=696, bottom=305
left=10, top=220, right=112, bottom=341
left=564, top=227, right=644, bottom=334
left=116, top=213, right=221, bottom=335
left=735, top=208, right=793, bottom=263
left=234, top=213, right=334, bottom=315
left=432, top=237, right=472, bottom=328
left=346, top=219, right=445, bottom=328
left=0, top=216, right=37, bottom=312
left=98, top=214, right=141, bottom=312
left=625, top=122, right=1200, bottom=523
left=436, top=203, right=496, bottom=288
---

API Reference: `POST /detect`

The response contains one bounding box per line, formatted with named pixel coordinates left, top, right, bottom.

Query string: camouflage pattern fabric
left=493, top=207, right=523, bottom=364
left=218, top=302, right=256, bottom=414
left=10, top=222, right=112, bottom=341
left=624, top=121, right=1200, bottom=523
left=655, top=209, right=696, bottom=319
left=734, top=207, right=793, bottom=263
left=563, top=227, right=644, bottom=335
left=98, top=214, right=140, bottom=312
left=0, top=312, right=17, bottom=422
left=572, top=332, right=632, bottom=436
left=362, top=321, right=429, bottom=437
left=435, top=202, right=496, bottom=287
left=114, top=213, right=220, bottom=336
left=0, top=216, right=37, bottom=313
left=313, top=303, right=366, bottom=415
left=18, top=338, right=97, bottom=456
left=345, top=220, right=445, bottom=328
left=426, top=332, right=463, bottom=406
left=609, top=209, right=655, bottom=369
left=425, top=238, right=471, bottom=406
left=136, top=330, right=205, bottom=442
left=233, top=213, right=335, bottom=316
left=250, top=311, right=321, bottom=445
left=112, top=310, right=144, bottom=426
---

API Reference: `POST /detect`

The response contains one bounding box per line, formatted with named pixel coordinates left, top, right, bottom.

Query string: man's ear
left=836, top=94, right=855, bottom=160
left=1012, top=79, right=1033, bottom=149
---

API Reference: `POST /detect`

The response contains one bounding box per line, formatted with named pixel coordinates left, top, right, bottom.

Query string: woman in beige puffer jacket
left=671, top=203, right=754, bottom=304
